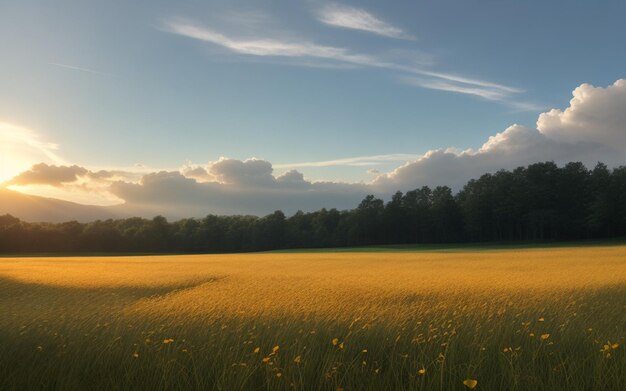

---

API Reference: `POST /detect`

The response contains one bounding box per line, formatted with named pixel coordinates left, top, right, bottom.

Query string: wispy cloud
left=164, top=22, right=379, bottom=64
left=403, top=77, right=509, bottom=100
left=48, top=62, right=110, bottom=76
left=274, top=153, right=423, bottom=169
left=163, top=20, right=530, bottom=107
left=0, top=122, right=65, bottom=165
left=317, top=4, right=414, bottom=40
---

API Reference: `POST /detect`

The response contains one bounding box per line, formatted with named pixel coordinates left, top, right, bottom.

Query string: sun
left=0, top=153, right=31, bottom=184
left=0, top=121, right=64, bottom=184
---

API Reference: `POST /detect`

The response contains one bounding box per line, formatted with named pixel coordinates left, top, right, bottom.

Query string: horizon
left=1, top=3, right=626, bottom=390
left=1, top=1, right=626, bottom=218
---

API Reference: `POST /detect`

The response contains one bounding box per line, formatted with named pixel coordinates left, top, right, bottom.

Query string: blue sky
left=1, top=1, right=626, bottom=215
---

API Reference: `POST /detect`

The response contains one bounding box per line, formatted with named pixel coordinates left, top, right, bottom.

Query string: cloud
left=163, top=21, right=380, bottom=65
left=162, top=20, right=525, bottom=106
left=3, top=162, right=143, bottom=206
left=108, top=77, right=626, bottom=217
left=209, top=157, right=275, bottom=185
left=404, top=77, right=510, bottom=101
left=537, top=79, right=626, bottom=149
left=373, top=80, right=626, bottom=191
left=317, top=4, right=414, bottom=40
left=47, top=62, right=110, bottom=76
left=6, top=163, right=88, bottom=187
left=7, top=80, right=626, bottom=219
left=0, top=122, right=65, bottom=164
left=110, top=168, right=368, bottom=218
left=274, top=153, right=424, bottom=169
left=180, top=165, right=214, bottom=182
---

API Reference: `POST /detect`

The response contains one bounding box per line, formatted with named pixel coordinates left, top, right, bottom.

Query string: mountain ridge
left=0, top=188, right=117, bottom=223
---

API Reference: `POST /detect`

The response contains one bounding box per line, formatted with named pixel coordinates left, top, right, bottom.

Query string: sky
left=1, top=1, right=626, bottom=217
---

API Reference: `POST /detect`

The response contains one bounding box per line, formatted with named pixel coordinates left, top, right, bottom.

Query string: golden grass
left=1, top=246, right=625, bottom=390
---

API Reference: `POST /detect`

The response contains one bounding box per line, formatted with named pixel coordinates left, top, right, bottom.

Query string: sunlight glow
left=0, top=121, right=65, bottom=183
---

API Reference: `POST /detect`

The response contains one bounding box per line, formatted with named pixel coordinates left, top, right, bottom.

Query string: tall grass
left=1, top=246, right=625, bottom=390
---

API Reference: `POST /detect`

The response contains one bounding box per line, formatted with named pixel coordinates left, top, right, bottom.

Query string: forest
left=1, top=161, right=625, bottom=253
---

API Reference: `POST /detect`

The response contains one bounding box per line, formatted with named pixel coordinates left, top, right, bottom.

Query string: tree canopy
left=1, top=161, right=625, bottom=253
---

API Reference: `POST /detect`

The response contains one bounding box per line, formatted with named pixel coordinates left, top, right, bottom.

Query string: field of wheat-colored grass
left=1, top=246, right=625, bottom=390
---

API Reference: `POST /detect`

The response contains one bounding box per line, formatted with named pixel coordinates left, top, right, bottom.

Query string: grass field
left=1, top=246, right=625, bottom=390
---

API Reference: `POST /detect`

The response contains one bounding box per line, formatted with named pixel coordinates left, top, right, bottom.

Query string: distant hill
left=0, top=188, right=117, bottom=223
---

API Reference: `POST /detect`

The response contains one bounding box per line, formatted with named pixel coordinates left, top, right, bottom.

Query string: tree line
left=1, top=161, right=625, bottom=253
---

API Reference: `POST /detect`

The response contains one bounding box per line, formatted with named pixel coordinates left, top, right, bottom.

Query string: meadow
left=0, top=246, right=625, bottom=390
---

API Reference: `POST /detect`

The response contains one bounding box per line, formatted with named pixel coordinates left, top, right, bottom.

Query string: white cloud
left=6, top=80, right=626, bottom=219
left=373, top=80, right=626, bottom=191
left=537, top=79, right=626, bottom=148
left=274, top=153, right=424, bottom=169
left=208, top=157, right=276, bottom=186
left=162, top=20, right=524, bottom=106
left=164, top=21, right=380, bottom=65
left=317, top=4, right=414, bottom=40
left=105, top=78, right=626, bottom=217
left=47, top=62, right=110, bottom=76
left=404, top=77, right=509, bottom=101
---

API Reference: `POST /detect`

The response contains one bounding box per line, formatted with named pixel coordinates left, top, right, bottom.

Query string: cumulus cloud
left=110, top=76, right=625, bottom=218
left=110, top=169, right=368, bottom=218
left=6, top=80, right=626, bottom=218
left=317, top=4, right=414, bottom=40
left=5, top=163, right=88, bottom=187
left=537, top=79, right=626, bottom=149
left=208, top=157, right=275, bottom=186
left=372, top=125, right=616, bottom=191
left=373, top=80, right=626, bottom=191
left=180, top=165, right=214, bottom=182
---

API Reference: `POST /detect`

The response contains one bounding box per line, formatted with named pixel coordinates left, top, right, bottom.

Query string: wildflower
left=132, top=352, right=139, bottom=358
left=262, top=357, right=270, bottom=363
left=276, top=373, right=282, bottom=378
left=418, top=367, right=426, bottom=376
left=463, top=379, right=478, bottom=389
left=339, top=342, right=344, bottom=350
left=538, top=317, right=545, bottom=322
left=601, top=341, right=620, bottom=357
left=253, top=347, right=260, bottom=354
left=540, top=334, right=550, bottom=341
left=362, top=349, right=368, bottom=353
left=294, top=355, right=301, bottom=364
left=332, top=338, right=339, bottom=346
left=163, top=338, right=174, bottom=344
left=272, top=345, right=280, bottom=353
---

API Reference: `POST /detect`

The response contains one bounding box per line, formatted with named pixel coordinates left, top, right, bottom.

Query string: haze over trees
left=1, top=161, right=625, bottom=253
